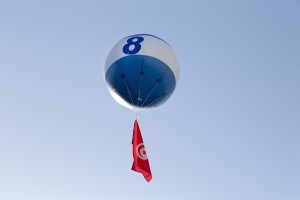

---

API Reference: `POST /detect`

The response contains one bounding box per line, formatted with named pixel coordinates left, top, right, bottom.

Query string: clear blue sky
left=0, top=0, right=299, bottom=200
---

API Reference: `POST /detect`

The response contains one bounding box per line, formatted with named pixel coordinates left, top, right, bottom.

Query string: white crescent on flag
left=136, top=143, right=148, bottom=160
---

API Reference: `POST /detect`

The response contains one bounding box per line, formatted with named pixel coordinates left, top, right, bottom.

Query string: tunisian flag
left=131, top=120, right=152, bottom=182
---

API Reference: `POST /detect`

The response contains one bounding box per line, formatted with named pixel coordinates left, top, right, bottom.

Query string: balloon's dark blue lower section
left=105, top=55, right=176, bottom=108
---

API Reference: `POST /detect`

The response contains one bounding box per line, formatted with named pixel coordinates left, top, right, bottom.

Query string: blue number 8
left=122, top=36, right=144, bottom=54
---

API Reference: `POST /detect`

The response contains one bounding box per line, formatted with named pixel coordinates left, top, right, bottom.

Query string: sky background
left=0, top=0, right=299, bottom=200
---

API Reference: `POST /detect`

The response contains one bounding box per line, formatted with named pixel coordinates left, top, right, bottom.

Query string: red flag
left=131, top=120, right=152, bottom=182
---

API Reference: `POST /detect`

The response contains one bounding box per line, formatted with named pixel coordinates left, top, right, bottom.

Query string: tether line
left=122, top=74, right=134, bottom=105
left=140, top=79, right=160, bottom=107
left=136, top=71, right=144, bottom=107
left=146, top=93, right=166, bottom=107
left=136, top=56, right=145, bottom=107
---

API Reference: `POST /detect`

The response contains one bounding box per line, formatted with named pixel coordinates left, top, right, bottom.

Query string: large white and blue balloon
left=104, top=34, right=180, bottom=110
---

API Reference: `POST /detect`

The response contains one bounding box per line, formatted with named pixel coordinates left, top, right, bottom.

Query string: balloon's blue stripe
left=105, top=55, right=176, bottom=108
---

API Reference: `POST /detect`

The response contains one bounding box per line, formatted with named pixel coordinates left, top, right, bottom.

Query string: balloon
left=104, top=34, right=180, bottom=110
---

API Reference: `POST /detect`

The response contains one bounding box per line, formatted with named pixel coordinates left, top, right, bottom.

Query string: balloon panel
left=105, top=34, right=180, bottom=83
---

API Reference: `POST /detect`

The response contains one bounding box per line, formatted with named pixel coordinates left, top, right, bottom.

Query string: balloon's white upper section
left=104, top=34, right=180, bottom=83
